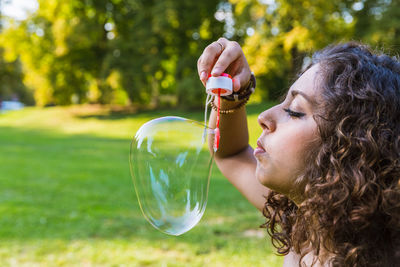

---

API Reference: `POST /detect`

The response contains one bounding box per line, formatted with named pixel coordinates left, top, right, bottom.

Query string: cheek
left=269, top=123, right=318, bottom=173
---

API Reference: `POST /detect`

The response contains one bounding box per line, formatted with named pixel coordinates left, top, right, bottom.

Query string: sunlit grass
left=0, top=103, right=282, bottom=266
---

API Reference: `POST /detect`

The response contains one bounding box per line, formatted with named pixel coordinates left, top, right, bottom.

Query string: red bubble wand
left=205, top=73, right=233, bottom=152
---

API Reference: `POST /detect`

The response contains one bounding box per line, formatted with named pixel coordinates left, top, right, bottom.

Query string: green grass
left=0, top=103, right=283, bottom=266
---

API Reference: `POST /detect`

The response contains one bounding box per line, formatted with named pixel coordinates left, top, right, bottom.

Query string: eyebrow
left=291, top=90, right=316, bottom=106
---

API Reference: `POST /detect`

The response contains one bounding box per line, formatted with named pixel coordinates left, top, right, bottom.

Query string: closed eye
left=283, top=108, right=305, bottom=118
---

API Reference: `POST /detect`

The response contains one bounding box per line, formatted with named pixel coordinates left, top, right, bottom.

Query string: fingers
left=210, top=41, right=241, bottom=77
left=197, top=37, right=251, bottom=92
left=197, top=40, right=227, bottom=86
left=232, top=70, right=251, bottom=92
left=197, top=54, right=211, bottom=87
left=233, top=77, right=241, bottom=92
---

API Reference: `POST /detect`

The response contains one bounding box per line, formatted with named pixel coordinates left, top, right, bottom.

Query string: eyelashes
left=283, top=108, right=306, bottom=118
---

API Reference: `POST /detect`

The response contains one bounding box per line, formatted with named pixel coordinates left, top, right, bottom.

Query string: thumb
left=232, top=71, right=251, bottom=92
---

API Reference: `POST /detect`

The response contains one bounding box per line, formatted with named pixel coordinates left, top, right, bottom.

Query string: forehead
left=289, top=64, right=320, bottom=101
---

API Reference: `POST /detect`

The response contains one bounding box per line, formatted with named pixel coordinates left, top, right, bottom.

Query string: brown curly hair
left=261, top=42, right=400, bottom=266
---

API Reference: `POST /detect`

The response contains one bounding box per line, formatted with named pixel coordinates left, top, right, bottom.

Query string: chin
left=256, top=166, right=289, bottom=196
left=255, top=166, right=271, bottom=187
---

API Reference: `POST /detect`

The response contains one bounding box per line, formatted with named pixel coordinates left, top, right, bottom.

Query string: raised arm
left=197, top=38, right=269, bottom=211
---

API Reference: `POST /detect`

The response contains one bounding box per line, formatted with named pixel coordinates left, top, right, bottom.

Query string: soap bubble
left=130, top=116, right=215, bottom=235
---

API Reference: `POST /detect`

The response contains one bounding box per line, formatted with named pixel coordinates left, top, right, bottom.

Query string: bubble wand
left=205, top=73, right=233, bottom=152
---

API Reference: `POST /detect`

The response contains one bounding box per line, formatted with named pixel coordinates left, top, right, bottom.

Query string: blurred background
left=1, top=0, right=399, bottom=109
left=0, top=0, right=399, bottom=266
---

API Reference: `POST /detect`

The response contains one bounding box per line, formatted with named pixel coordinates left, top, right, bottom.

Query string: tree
left=2, top=0, right=399, bottom=107
left=110, top=0, right=225, bottom=107
left=1, top=1, right=113, bottom=105
left=353, top=0, right=400, bottom=49
left=230, top=0, right=354, bottom=100
left=0, top=0, right=33, bottom=104
left=1, top=0, right=225, bottom=107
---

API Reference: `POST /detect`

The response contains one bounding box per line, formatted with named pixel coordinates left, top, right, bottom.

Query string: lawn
left=0, top=103, right=283, bottom=266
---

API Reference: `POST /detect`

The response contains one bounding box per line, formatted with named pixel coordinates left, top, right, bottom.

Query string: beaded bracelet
left=221, top=72, right=256, bottom=101
left=210, top=97, right=249, bottom=114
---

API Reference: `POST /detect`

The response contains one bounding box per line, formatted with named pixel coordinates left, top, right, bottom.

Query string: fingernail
left=234, top=78, right=240, bottom=91
left=200, top=71, right=207, bottom=81
left=211, top=68, right=220, bottom=76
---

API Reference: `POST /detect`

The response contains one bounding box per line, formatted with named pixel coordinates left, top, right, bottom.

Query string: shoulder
left=283, top=251, right=300, bottom=267
left=283, top=251, right=331, bottom=267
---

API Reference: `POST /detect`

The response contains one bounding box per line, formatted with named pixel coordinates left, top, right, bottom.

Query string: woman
left=197, top=39, right=400, bottom=266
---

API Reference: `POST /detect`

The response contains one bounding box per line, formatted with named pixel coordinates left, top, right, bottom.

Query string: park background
left=0, top=0, right=399, bottom=266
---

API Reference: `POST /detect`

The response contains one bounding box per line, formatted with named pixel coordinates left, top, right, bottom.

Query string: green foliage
left=1, top=0, right=400, bottom=105
left=231, top=0, right=354, bottom=100
left=1, top=0, right=225, bottom=107
left=109, top=0, right=226, bottom=108
left=353, top=0, right=400, bottom=47
left=231, top=0, right=400, bottom=101
left=0, top=48, right=34, bottom=104
left=1, top=0, right=117, bottom=106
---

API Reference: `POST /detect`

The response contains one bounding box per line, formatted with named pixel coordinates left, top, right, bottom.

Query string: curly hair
left=261, top=42, right=400, bottom=266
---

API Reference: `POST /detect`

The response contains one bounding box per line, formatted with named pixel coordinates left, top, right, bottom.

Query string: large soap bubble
left=130, top=116, right=215, bottom=235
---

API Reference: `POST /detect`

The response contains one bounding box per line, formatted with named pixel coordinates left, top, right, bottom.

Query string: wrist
left=211, top=96, right=248, bottom=114
left=221, top=72, right=256, bottom=102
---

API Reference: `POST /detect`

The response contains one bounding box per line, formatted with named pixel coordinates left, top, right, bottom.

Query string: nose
left=257, top=109, right=276, bottom=132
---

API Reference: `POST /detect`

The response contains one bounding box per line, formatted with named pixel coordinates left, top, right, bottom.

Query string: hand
left=197, top=37, right=251, bottom=92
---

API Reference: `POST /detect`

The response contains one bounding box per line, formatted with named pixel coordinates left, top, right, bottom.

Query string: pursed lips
left=254, top=139, right=266, bottom=157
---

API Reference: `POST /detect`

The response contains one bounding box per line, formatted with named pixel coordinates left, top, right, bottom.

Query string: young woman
left=197, top=39, right=400, bottom=266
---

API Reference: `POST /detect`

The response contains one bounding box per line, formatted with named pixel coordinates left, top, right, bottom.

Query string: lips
left=254, top=139, right=266, bottom=157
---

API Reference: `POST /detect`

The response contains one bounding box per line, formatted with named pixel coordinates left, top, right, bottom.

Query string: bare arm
left=197, top=38, right=270, bottom=211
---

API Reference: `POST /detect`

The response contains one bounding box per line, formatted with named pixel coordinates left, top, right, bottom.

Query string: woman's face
left=254, top=64, right=321, bottom=202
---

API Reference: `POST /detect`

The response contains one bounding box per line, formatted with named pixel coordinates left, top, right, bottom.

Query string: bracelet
left=210, top=97, right=249, bottom=114
left=221, top=72, right=256, bottom=101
